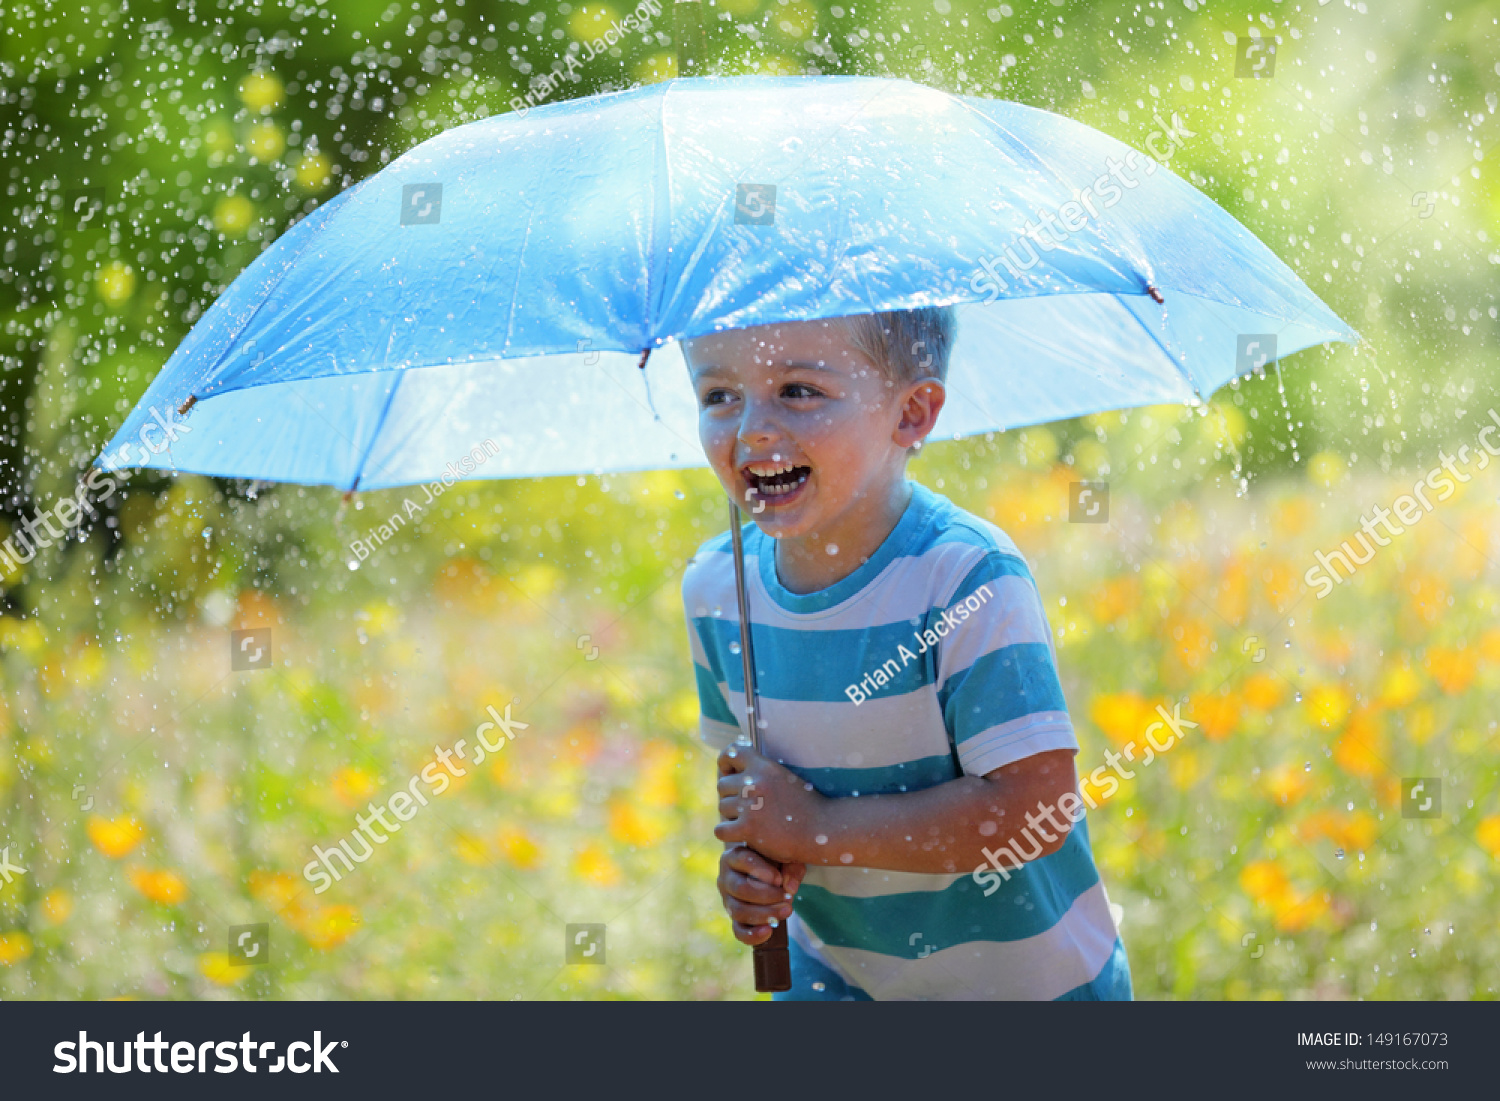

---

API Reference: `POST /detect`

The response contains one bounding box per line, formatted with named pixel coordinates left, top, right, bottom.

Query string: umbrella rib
left=347, top=370, right=406, bottom=492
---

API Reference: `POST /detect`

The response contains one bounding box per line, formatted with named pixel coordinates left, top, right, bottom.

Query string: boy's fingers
left=713, top=818, right=748, bottom=844
left=716, top=773, right=761, bottom=798
left=723, top=896, right=793, bottom=927
left=723, top=845, right=782, bottom=885
left=717, top=745, right=750, bottom=776
left=780, top=860, right=806, bottom=897
left=720, top=868, right=785, bottom=906
left=732, top=920, right=775, bottom=947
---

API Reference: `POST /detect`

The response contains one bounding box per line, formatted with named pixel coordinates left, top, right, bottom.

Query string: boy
left=680, top=308, right=1131, bottom=1000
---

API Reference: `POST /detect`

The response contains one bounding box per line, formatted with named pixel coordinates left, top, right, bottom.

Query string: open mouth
left=742, top=460, right=812, bottom=500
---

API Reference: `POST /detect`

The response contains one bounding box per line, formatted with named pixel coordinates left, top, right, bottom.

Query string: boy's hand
left=715, top=743, right=826, bottom=864
left=717, top=845, right=805, bottom=946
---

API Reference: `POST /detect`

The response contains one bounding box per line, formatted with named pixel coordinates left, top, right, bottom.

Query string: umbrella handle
left=752, top=915, right=792, bottom=993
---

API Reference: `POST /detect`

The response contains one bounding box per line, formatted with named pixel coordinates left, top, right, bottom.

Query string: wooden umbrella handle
left=753, top=916, right=792, bottom=992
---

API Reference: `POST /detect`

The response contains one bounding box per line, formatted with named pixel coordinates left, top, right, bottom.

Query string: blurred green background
left=0, top=0, right=1497, bottom=999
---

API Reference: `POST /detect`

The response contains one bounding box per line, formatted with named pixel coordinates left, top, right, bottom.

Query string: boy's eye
left=782, top=382, right=823, bottom=400
left=701, top=388, right=736, bottom=407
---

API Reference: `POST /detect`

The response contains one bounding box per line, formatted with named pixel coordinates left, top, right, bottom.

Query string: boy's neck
left=771, top=477, right=915, bottom=595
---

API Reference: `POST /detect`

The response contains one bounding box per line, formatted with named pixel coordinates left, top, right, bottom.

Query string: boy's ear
left=893, top=379, right=946, bottom=450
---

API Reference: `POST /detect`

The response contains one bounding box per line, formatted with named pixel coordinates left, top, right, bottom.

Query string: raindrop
left=814, top=833, right=828, bottom=845
left=1334, top=848, right=1344, bottom=859
left=826, top=543, right=839, bottom=556
left=811, top=981, right=826, bottom=992
left=712, top=606, right=722, bottom=617
left=728, top=640, right=741, bottom=655
left=1304, top=761, right=1312, bottom=772
left=674, top=490, right=685, bottom=500
left=1409, top=948, right=1417, bottom=958
left=348, top=559, right=361, bottom=571
left=1295, top=692, right=1303, bottom=702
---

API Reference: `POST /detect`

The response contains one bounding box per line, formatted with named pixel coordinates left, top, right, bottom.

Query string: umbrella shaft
left=727, top=497, right=762, bottom=754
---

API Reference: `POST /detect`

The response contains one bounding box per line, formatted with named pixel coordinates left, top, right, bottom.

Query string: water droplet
left=1334, top=848, right=1344, bottom=859
left=811, top=981, right=826, bottom=992
left=1295, top=692, right=1303, bottom=702
left=814, top=834, right=828, bottom=845
left=728, top=640, right=741, bottom=655
left=674, top=490, right=685, bottom=500
left=348, top=559, right=361, bottom=570
left=1304, top=761, right=1312, bottom=772
left=1370, top=921, right=1378, bottom=932
left=825, top=543, right=839, bottom=556
left=839, top=853, right=854, bottom=863
left=712, top=606, right=722, bottom=617
left=1409, top=948, right=1417, bottom=958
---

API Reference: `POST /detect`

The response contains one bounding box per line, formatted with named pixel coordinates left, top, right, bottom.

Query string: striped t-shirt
left=682, top=480, right=1131, bottom=1000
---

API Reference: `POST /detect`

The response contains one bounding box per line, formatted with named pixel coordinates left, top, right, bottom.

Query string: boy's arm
left=716, top=745, right=1081, bottom=875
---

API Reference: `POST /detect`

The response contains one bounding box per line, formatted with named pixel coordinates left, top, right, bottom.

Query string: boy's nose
left=735, top=400, right=783, bottom=448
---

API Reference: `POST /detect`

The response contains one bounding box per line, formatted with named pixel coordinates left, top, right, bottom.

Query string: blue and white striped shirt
left=683, top=480, right=1130, bottom=1000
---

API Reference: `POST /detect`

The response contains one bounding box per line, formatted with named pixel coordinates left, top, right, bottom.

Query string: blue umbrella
left=98, top=74, right=1356, bottom=490
left=97, top=73, right=1357, bottom=992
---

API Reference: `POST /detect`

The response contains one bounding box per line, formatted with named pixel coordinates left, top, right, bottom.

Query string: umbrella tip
left=1146, top=285, right=1164, bottom=304
left=177, top=394, right=198, bottom=415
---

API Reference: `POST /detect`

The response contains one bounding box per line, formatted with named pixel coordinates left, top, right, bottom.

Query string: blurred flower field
left=0, top=399, right=1496, bottom=1000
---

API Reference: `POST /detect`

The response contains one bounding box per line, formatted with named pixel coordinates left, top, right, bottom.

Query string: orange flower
left=1243, top=672, right=1285, bottom=711
left=1191, top=691, right=1240, bottom=742
left=299, top=905, right=360, bottom=950
left=1166, top=616, right=1213, bottom=674
left=1332, top=709, right=1386, bottom=781
left=249, top=870, right=302, bottom=916
left=1271, top=889, right=1328, bottom=933
left=1239, top=860, right=1292, bottom=906
left=1424, top=647, right=1477, bottom=695
left=1263, top=762, right=1311, bottom=806
left=1089, top=576, right=1141, bottom=624
left=573, top=842, right=622, bottom=888
left=87, top=815, right=145, bottom=859
left=608, top=800, right=667, bottom=847
left=1088, top=692, right=1156, bottom=747
left=128, top=866, right=187, bottom=906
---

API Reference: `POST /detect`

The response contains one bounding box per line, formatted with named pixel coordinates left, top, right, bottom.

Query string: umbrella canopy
left=98, top=74, right=1357, bottom=490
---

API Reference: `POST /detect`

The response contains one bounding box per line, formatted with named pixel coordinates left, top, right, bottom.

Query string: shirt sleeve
left=682, top=565, right=743, bottom=752
left=933, top=550, right=1077, bottom=777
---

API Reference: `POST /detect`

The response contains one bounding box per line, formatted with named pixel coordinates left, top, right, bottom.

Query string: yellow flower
left=1378, top=663, right=1422, bottom=708
left=1088, top=692, right=1155, bottom=747
left=330, top=766, right=377, bottom=808
left=87, top=814, right=145, bottom=858
left=300, top=905, right=360, bottom=950
left=1239, top=860, right=1291, bottom=907
left=1078, top=768, right=1120, bottom=808
left=294, top=152, right=332, bottom=192
left=1332, top=709, right=1386, bottom=780
left=496, top=826, right=542, bottom=870
left=41, top=889, right=72, bottom=925
left=128, top=866, right=188, bottom=906
left=245, top=120, right=285, bottom=161
left=240, top=71, right=284, bottom=113
left=199, top=952, right=250, bottom=986
left=454, top=832, right=489, bottom=865
left=573, top=842, right=622, bottom=887
left=213, top=194, right=255, bottom=237
left=1306, top=451, right=1347, bottom=488
left=95, top=261, right=136, bottom=306
left=248, top=870, right=301, bottom=915
left=1166, top=748, right=1202, bottom=790
left=1475, top=816, right=1500, bottom=859
left=1303, top=684, right=1352, bottom=730
left=0, top=932, right=33, bottom=966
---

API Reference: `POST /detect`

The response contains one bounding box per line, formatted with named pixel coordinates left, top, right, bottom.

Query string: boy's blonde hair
left=838, top=306, right=958, bottom=386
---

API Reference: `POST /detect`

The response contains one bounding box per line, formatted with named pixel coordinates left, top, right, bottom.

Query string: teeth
left=745, top=460, right=799, bottom=477
left=754, top=470, right=809, bottom=497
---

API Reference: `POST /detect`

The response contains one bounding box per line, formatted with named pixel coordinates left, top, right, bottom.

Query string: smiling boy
left=680, top=308, right=1131, bottom=1000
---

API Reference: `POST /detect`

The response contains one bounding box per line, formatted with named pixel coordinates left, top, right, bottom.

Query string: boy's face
left=684, top=318, right=943, bottom=542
